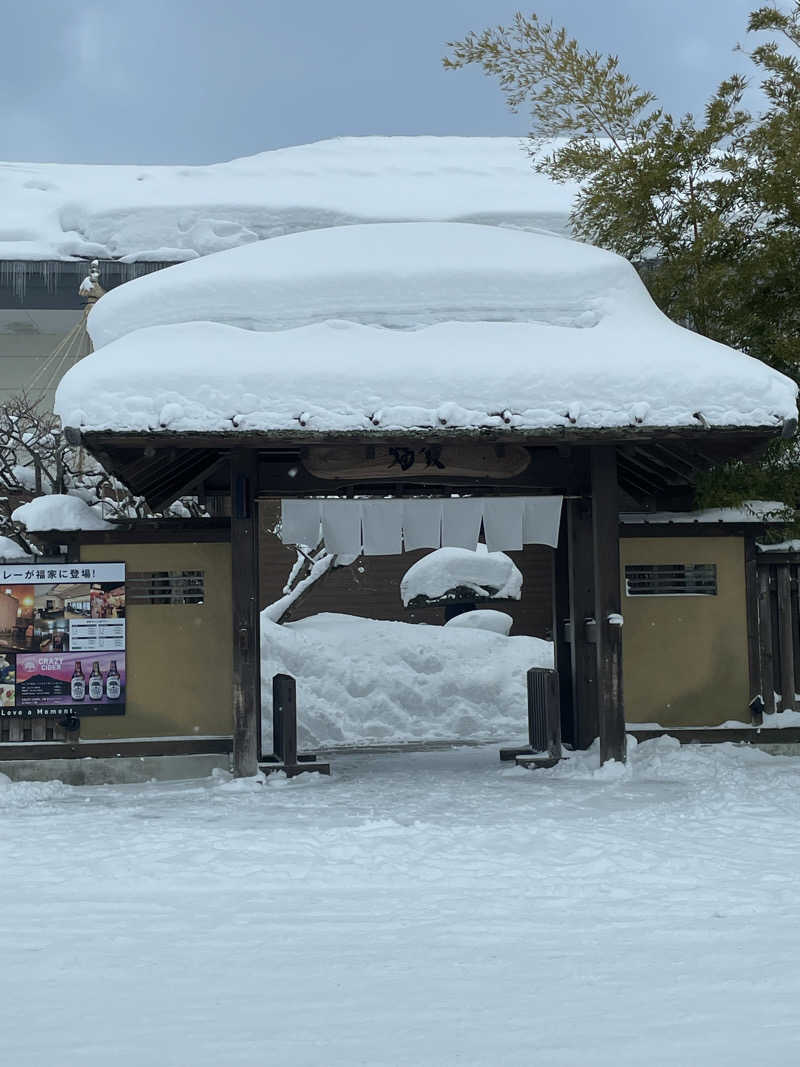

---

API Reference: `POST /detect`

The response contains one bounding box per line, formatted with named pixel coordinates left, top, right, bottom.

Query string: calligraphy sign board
left=303, top=443, right=531, bottom=481
left=0, top=562, right=126, bottom=718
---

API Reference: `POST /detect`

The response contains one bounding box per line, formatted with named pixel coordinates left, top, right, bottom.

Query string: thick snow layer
left=85, top=222, right=626, bottom=348
left=0, top=136, right=575, bottom=262
left=260, top=612, right=551, bottom=747
left=56, top=223, right=797, bottom=434
left=4, top=740, right=800, bottom=1067
left=444, top=609, right=514, bottom=635
left=0, top=535, right=33, bottom=561
left=401, top=545, right=522, bottom=606
left=12, top=494, right=112, bottom=531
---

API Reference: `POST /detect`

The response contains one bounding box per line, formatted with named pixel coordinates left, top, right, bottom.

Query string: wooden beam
left=80, top=424, right=785, bottom=451
left=0, top=737, right=232, bottom=761
left=231, top=449, right=261, bottom=777
left=553, top=507, right=575, bottom=747
left=568, top=496, right=599, bottom=749
left=743, top=537, right=763, bottom=711
left=758, top=565, right=776, bottom=715
left=777, top=563, right=796, bottom=712
left=256, top=449, right=580, bottom=497
left=628, top=726, right=800, bottom=745
left=591, top=447, right=626, bottom=764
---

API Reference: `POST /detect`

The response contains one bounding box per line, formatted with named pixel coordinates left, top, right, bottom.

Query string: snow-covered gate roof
left=55, top=221, right=796, bottom=510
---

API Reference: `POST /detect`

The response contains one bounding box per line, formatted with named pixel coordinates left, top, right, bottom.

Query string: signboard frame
left=0, top=562, right=126, bottom=719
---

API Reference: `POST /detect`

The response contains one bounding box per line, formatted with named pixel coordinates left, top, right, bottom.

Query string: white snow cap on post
left=280, top=497, right=562, bottom=556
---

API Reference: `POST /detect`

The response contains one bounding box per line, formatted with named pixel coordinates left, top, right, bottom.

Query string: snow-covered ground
left=3, top=738, right=800, bottom=1066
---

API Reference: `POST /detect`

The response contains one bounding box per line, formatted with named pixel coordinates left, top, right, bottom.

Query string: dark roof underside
left=78, top=425, right=783, bottom=512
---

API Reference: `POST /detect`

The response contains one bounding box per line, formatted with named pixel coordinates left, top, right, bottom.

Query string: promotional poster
left=0, top=562, right=126, bottom=717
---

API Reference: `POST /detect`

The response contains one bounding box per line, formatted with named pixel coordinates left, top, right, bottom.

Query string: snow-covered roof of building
left=54, top=222, right=797, bottom=438
left=0, top=136, right=576, bottom=264
left=620, top=501, right=791, bottom=526
left=11, top=495, right=112, bottom=532
left=0, top=535, right=34, bottom=562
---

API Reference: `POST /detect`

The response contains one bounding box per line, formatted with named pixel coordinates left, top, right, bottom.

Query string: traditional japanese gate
left=73, top=423, right=788, bottom=776
left=226, top=440, right=626, bottom=775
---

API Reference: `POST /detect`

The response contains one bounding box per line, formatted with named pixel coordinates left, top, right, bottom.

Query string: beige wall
left=79, top=542, right=233, bottom=740
left=73, top=532, right=749, bottom=739
left=0, top=312, right=83, bottom=407
left=0, top=591, right=19, bottom=632
left=620, top=536, right=749, bottom=727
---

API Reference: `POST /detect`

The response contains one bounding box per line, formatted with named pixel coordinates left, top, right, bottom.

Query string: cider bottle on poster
left=105, top=660, right=121, bottom=700
left=88, top=661, right=103, bottom=701
left=70, top=661, right=86, bottom=701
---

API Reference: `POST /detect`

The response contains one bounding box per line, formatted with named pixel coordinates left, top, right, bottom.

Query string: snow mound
left=85, top=222, right=625, bottom=348
left=401, top=545, right=522, bottom=606
left=55, top=223, right=798, bottom=434
left=0, top=772, right=70, bottom=807
left=12, top=494, right=112, bottom=531
left=444, top=610, right=514, bottom=636
left=544, top=733, right=781, bottom=782
left=261, top=612, right=553, bottom=747
left=0, top=136, right=576, bottom=262
left=0, top=535, right=33, bottom=561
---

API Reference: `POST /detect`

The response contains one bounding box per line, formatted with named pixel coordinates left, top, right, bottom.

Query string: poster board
left=0, top=562, right=125, bottom=718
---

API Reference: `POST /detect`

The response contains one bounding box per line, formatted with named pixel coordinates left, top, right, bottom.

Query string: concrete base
left=0, top=752, right=232, bottom=785
left=754, top=742, right=800, bottom=757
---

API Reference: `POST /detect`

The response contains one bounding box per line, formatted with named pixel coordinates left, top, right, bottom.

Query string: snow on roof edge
left=621, top=501, right=792, bottom=526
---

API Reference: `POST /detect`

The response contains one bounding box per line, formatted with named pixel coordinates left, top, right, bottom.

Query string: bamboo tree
left=444, top=6, right=800, bottom=509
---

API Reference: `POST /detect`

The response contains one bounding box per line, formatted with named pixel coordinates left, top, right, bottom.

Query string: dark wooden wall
left=258, top=502, right=553, bottom=638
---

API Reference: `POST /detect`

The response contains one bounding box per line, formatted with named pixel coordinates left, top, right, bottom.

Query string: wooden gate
left=754, top=549, right=800, bottom=714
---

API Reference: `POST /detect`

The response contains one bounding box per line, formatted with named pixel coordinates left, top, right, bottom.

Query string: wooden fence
left=753, top=548, right=800, bottom=714
left=0, top=718, right=76, bottom=744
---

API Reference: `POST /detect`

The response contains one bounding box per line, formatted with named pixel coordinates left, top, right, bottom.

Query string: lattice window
left=127, top=571, right=205, bottom=605
left=625, top=563, right=717, bottom=597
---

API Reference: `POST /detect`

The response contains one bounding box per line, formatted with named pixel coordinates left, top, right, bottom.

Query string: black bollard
left=272, top=672, right=298, bottom=767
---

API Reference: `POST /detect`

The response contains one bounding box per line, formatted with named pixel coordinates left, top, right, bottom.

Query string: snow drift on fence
left=0, top=136, right=575, bottom=262
left=55, top=222, right=797, bottom=434
left=260, top=611, right=552, bottom=747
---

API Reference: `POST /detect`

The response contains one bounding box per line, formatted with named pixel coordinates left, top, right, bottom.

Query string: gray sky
left=1, top=0, right=760, bottom=164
